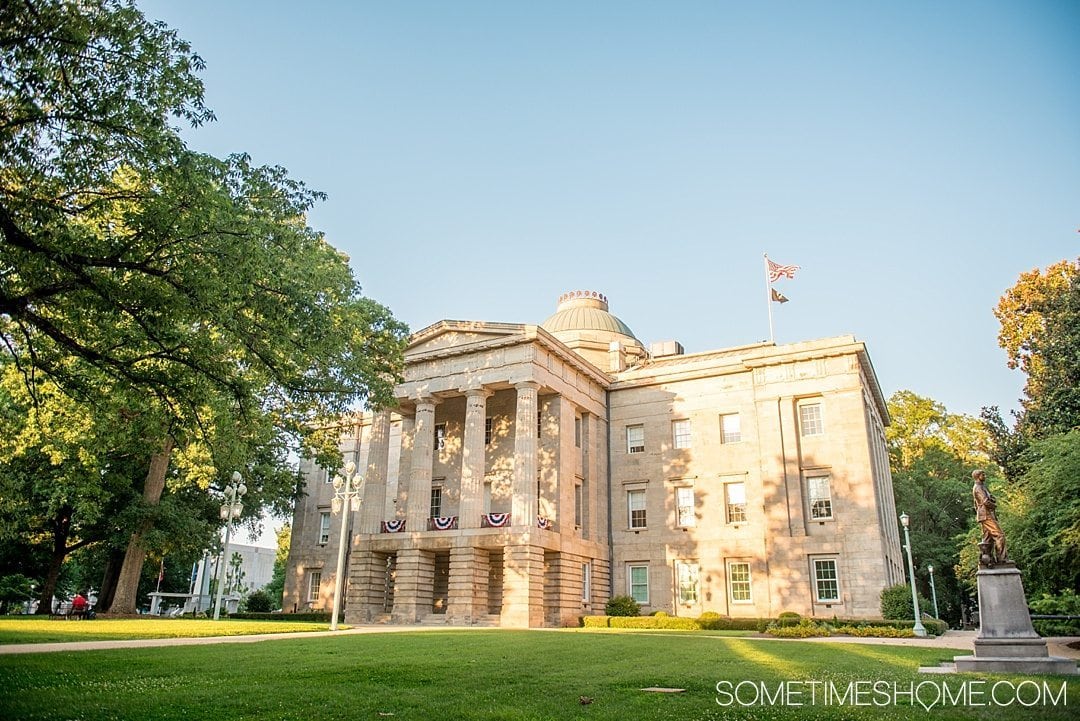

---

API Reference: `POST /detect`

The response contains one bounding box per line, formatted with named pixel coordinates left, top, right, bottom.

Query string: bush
left=1029, top=590, right=1080, bottom=636
left=880, top=584, right=933, bottom=620
left=229, top=612, right=330, bottom=622
left=605, top=595, right=640, bottom=617
left=651, top=610, right=668, bottom=617
left=777, top=611, right=801, bottom=621
left=766, top=618, right=830, bottom=638
left=697, top=611, right=723, bottom=630
left=609, top=615, right=699, bottom=630
left=242, top=590, right=274, bottom=613
left=833, top=624, right=915, bottom=638
left=581, top=616, right=610, bottom=628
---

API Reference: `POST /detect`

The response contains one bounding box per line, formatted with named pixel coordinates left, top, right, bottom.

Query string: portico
left=343, top=321, right=611, bottom=627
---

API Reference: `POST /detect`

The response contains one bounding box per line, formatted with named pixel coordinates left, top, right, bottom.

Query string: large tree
left=1, top=1, right=408, bottom=612
left=886, top=390, right=993, bottom=625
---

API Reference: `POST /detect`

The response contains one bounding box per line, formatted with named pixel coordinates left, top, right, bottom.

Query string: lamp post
left=330, top=461, right=362, bottom=631
left=899, top=512, right=927, bottom=637
left=928, top=564, right=940, bottom=620
left=213, top=472, right=246, bottom=621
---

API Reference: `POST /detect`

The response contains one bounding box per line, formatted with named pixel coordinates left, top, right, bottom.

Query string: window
left=727, top=561, right=752, bottom=603
left=799, top=403, right=824, bottom=436
left=813, top=559, right=840, bottom=602
left=627, top=489, right=647, bottom=529
left=676, top=561, right=699, bottom=604
left=581, top=562, right=591, bottom=602
left=429, top=487, right=443, bottom=518
left=435, top=423, right=447, bottom=451
left=318, top=511, right=331, bottom=545
left=574, top=417, right=582, bottom=447
left=628, top=564, right=649, bottom=604
left=574, top=483, right=583, bottom=527
left=676, top=486, right=695, bottom=527
left=672, top=419, right=691, bottom=449
left=626, top=424, right=645, bottom=454
left=720, top=413, right=741, bottom=444
left=537, top=408, right=542, bottom=438
left=725, top=482, right=747, bottom=524
left=321, top=466, right=332, bottom=484
left=485, top=417, right=493, bottom=445
left=308, top=571, right=321, bottom=602
left=808, top=475, right=833, bottom=520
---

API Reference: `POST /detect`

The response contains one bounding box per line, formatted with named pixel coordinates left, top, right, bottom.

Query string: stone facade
left=283, top=291, right=903, bottom=625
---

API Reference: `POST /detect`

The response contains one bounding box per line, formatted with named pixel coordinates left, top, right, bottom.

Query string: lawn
left=0, top=630, right=1075, bottom=720
left=0, top=616, right=336, bottom=644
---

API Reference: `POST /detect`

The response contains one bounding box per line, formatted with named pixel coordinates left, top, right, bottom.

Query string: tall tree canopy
left=985, top=258, right=1080, bottom=597
left=886, top=390, right=992, bottom=625
left=1, top=0, right=409, bottom=612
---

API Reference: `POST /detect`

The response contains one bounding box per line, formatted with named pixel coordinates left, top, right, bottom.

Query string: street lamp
left=213, top=472, right=246, bottom=621
left=330, top=461, right=362, bottom=631
left=928, top=564, right=940, bottom=620
left=899, top=512, right=927, bottom=637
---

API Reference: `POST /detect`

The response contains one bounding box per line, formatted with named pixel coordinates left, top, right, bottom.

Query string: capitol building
left=283, top=291, right=904, bottom=626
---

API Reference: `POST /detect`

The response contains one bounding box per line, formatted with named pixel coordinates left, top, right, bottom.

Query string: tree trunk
left=95, top=546, right=127, bottom=612
left=34, top=505, right=73, bottom=614
left=107, top=437, right=174, bottom=614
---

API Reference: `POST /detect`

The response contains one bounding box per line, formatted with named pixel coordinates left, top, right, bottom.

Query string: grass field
left=0, top=616, right=336, bottom=644
left=0, top=629, right=1075, bottom=720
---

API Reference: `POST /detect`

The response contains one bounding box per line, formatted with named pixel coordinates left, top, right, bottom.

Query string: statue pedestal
left=954, top=566, right=1076, bottom=674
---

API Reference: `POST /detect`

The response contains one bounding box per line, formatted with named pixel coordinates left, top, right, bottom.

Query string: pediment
left=405, top=321, right=527, bottom=358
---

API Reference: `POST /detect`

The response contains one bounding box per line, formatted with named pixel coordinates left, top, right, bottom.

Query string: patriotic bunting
left=381, top=519, right=406, bottom=533
left=537, top=516, right=552, bottom=530
left=483, top=512, right=511, bottom=528
left=430, top=516, right=458, bottom=531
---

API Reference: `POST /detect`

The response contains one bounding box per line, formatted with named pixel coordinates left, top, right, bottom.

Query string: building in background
left=283, top=291, right=903, bottom=626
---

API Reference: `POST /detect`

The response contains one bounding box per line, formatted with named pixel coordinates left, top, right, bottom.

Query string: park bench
left=48, top=602, right=74, bottom=620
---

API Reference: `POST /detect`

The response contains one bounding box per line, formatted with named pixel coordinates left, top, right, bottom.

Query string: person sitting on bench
left=71, top=592, right=89, bottom=619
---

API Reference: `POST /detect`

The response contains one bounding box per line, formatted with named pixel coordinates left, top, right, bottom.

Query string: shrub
left=229, top=612, right=330, bottom=622
left=605, top=595, right=640, bottom=617
left=880, top=584, right=933, bottom=620
left=243, top=590, right=274, bottom=613
left=608, top=615, right=699, bottom=630
left=651, top=610, right=668, bottom=617
left=697, top=611, right=723, bottom=630
left=766, top=618, right=830, bottom=638
left=581, top=616, right=610, bottom=628
left=1029, top=590, right=1080, bottom=636
left=834, top=624, right=915, bottom=638
left=777, top=611, right=801, bottom=621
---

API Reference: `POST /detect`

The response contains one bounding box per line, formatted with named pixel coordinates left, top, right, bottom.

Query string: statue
left=972, top=469, right=1007, bottom=567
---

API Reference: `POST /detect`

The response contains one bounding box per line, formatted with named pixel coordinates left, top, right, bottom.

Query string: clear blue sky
left=144, top=0, right=1077, bottom=422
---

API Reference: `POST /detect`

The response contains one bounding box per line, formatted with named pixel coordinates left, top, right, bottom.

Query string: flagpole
left=764, top=253, right=775, bottom=344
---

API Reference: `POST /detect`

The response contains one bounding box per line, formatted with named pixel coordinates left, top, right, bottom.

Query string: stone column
left=344, top=549, right=388, bottom=624
left=392, top=548, right=435, bottom=623
left=458, top=388, right=492, bottom=528
left=446, top=546, right=490, bottom=624
left=406, top=396, right=439, bottom=531
left=512, top=381, right=540, bottom=527
left=501, top=544, right=545, bottom=627
left=359, top=409, right=392, bottom=534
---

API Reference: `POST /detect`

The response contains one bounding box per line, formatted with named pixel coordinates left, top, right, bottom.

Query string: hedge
left=228, top=612, right=332, bottom=622
left=580, top=614, right=946, bottom=636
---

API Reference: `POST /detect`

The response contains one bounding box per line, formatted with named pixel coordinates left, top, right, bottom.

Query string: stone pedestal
left=954, top=565, right=1076, bottom=674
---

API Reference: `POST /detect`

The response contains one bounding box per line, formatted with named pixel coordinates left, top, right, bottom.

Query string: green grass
left=0, top=616, right=335, bottom=644
left=0, top=630, right=1075, bottom=720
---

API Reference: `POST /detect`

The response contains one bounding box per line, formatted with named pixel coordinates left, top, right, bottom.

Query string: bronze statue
left=972, top=469, right=1008, bottom=567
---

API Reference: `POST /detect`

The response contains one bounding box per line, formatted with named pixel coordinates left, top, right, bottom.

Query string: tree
left=2, top=1, right=408, bottom=613
left=263, top=524, right=290, bottom=608
left=993, top=259, right=1080, bottom=438
left=886, top=390, right=992, bottom=625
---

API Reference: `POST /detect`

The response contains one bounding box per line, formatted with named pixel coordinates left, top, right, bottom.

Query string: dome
left=541, top=290, right=638, bottom=340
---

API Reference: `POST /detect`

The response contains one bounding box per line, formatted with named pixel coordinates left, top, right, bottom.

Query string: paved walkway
left=1, top=626, right=1077, bottom=658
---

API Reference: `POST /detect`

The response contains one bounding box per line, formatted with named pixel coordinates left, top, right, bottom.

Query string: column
left=359, top=409, right=392, bottom=534
left=446, top=546, right=490, bottom=624
left=391, top=548, right=435, bottom=623
left=458, top=388, right=492, bottom=528
left=501, top=544, right=545, bottom=627
left=512, top=381, right=540, bottom=527
left=344, top=549, right=387, bottom=624
left=406, top=396, right=439, bottom=531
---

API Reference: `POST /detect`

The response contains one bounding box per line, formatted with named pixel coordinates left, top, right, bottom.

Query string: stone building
left=283, top=291, right=904, bottom=626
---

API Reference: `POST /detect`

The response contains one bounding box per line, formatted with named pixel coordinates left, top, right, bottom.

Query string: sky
left=138, top=1, right=1079, bottom=542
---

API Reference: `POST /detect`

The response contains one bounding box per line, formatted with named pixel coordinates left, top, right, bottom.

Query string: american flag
left=768, top=258, right=800, bottom=282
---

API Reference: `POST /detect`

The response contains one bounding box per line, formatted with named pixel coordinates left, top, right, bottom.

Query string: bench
left=48, top=602, right=91, bottom=620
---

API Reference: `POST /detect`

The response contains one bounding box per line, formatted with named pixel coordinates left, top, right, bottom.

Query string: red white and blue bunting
left=483, top=512, right=511, bottom=528
left=381, top=519, right=406, bottom=533
left=537, top=516, right=552, bottom=530
left=430, top=516, right=458, bottom=531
